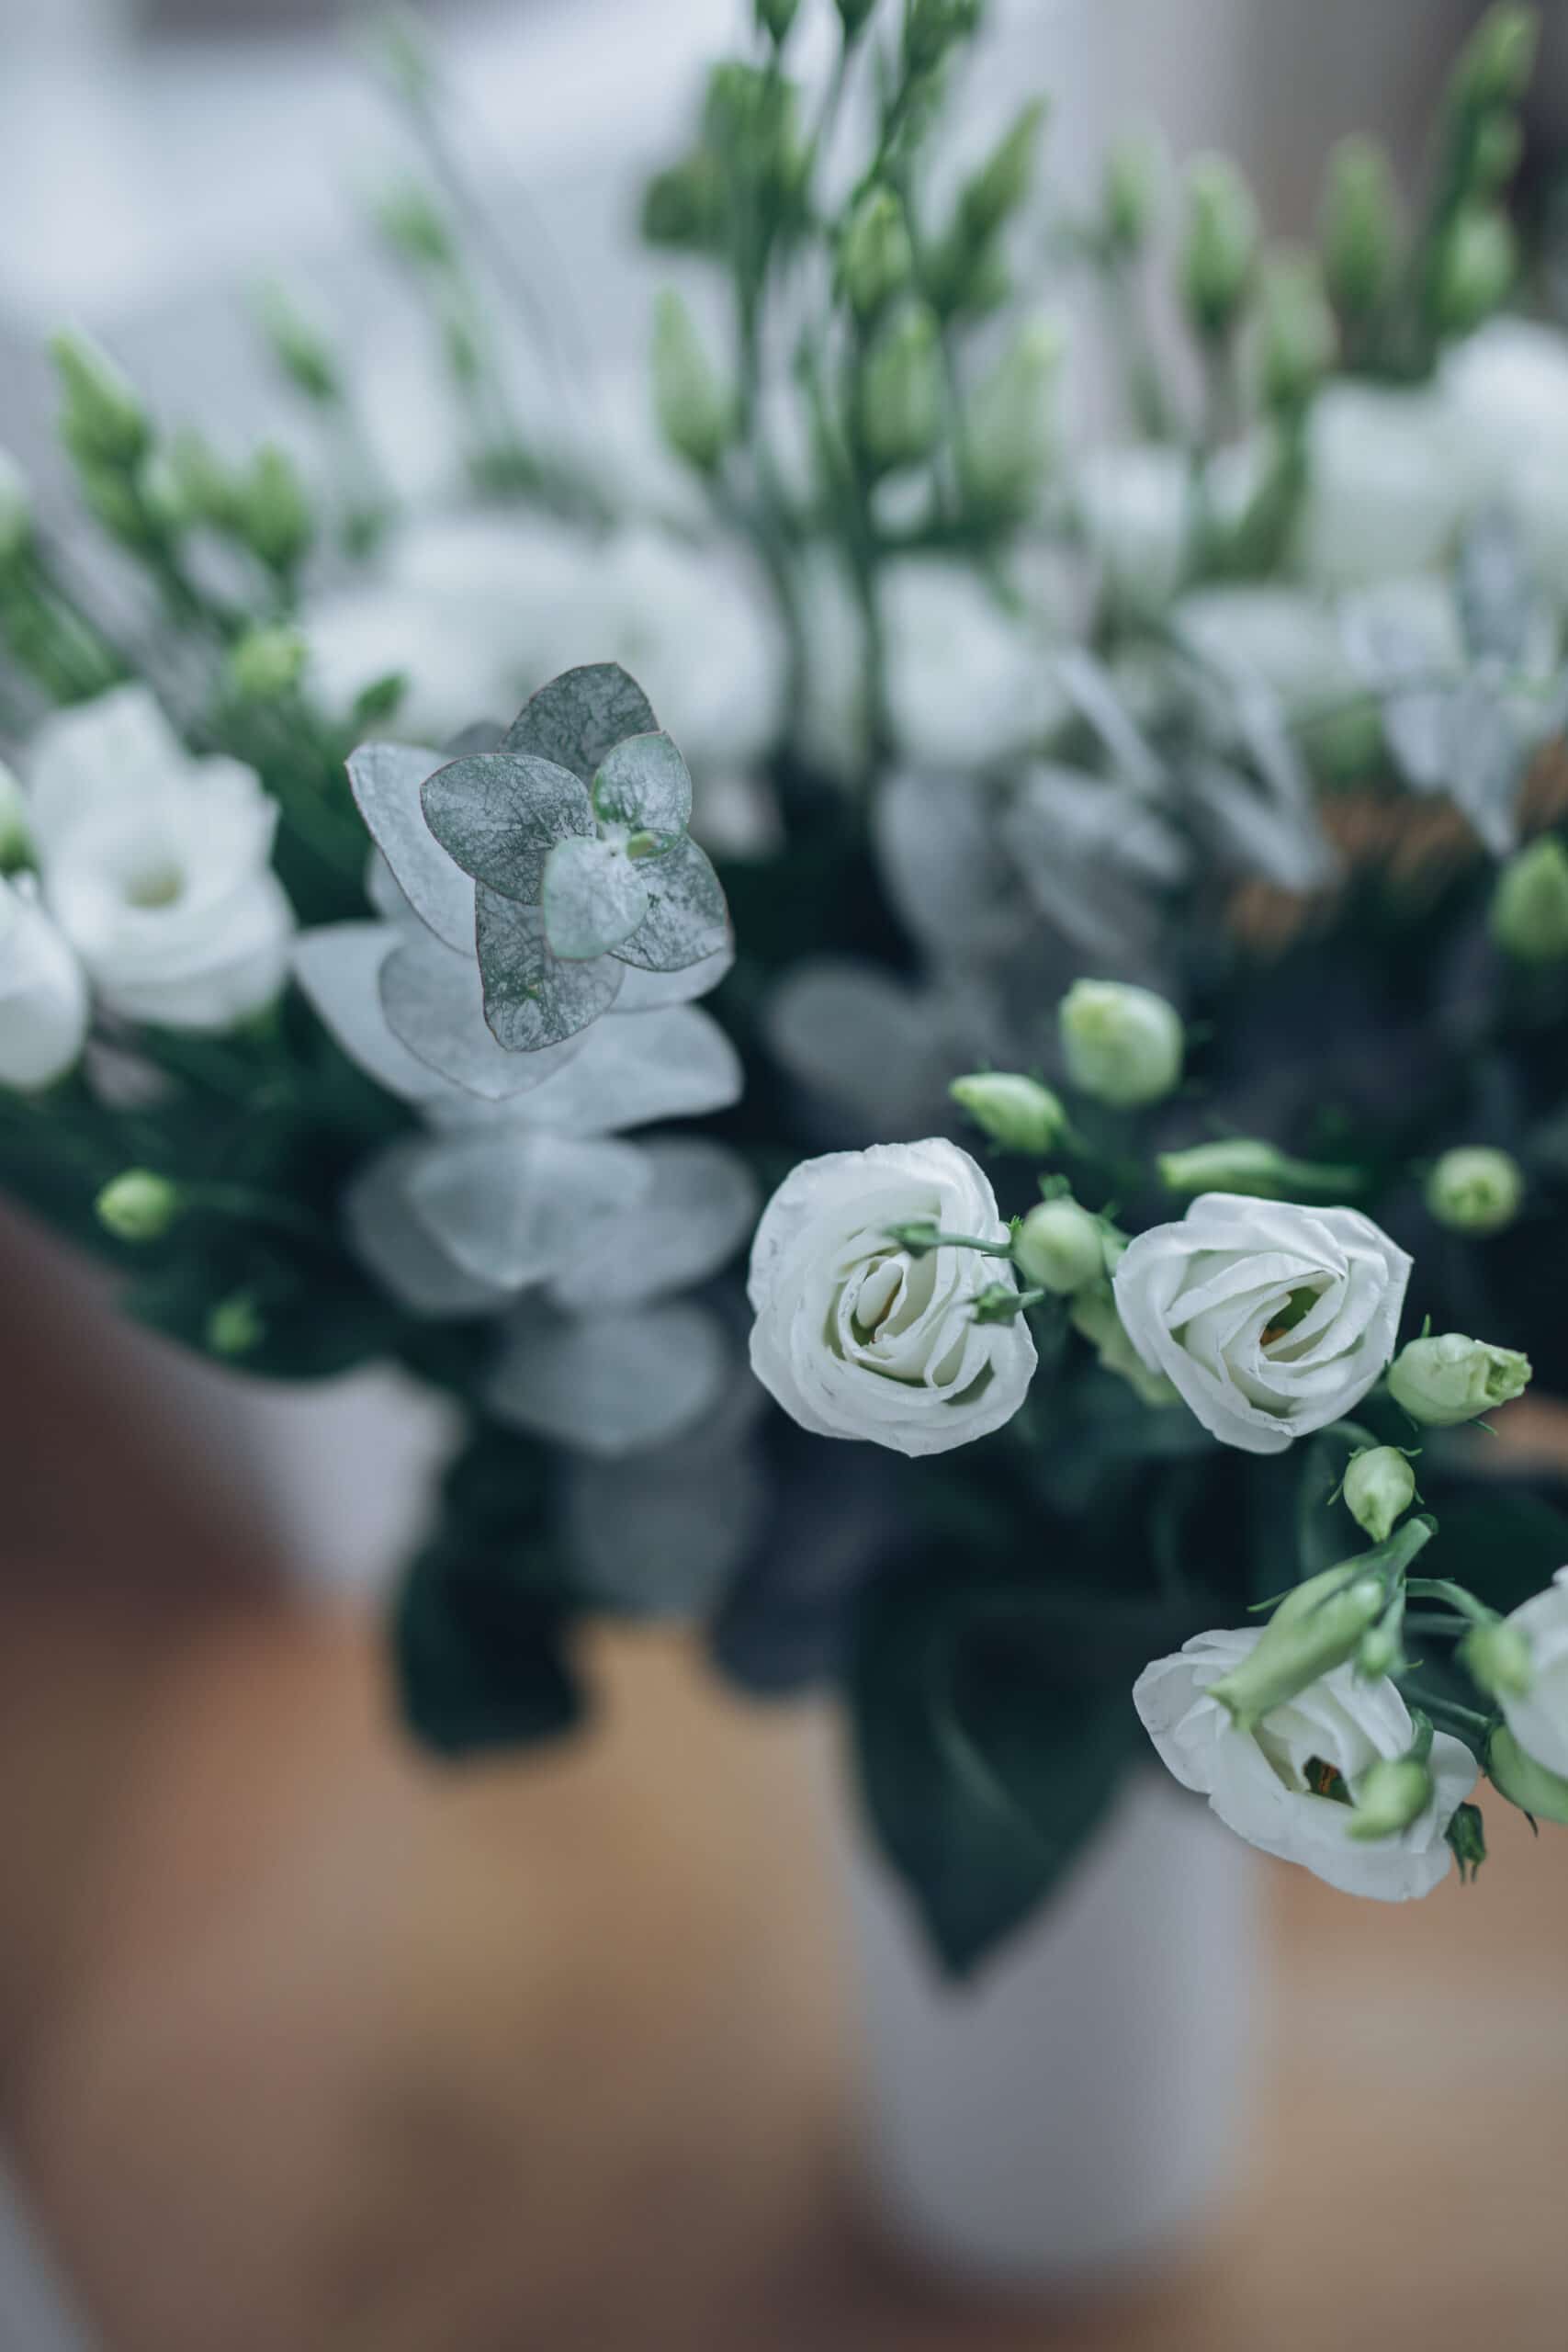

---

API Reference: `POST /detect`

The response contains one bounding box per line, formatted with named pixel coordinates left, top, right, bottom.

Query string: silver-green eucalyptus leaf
left=545, top=1137, right=759, bottom=1312
left=474, top=887, right=624, bottom=1049
left=347, top=741, right=473, bottom=951
left=502, top=662, right=659, bottom=783
left=293, top=923, right=447, bottom=1104
left=613, top=944, right=735, bottom=1009
left=542, top=833, right=651, bottom=959
left=403, top=1130, right=651, bottom=1289
left=421, top=749, right=592, bottom=902
left=423, top=1005, right=742, bottom=1136
left=612, top=833, right=730, bottom=973
left=483, top=1298, right=730, bottom=1457
left=344, top=1141, right=521, bottom=1318
left=381, top=917, right=592, bottom=1093
left=592, top=730, right=694, bottom=834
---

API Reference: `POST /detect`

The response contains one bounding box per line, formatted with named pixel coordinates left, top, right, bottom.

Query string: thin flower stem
left=182, top=1182, right=334, bottom=1250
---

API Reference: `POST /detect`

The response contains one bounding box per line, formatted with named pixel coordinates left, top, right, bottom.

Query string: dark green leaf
left=392, top=1546, right=584, bottom=1758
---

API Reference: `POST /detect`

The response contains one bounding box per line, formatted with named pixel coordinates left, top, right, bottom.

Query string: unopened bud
left=1387, top=1332, right=1531, bottom=1426
left=1492, top=836, right=1568, bottom=963
left=1426, top=1146, right=1524, bottom=1237
left=255, top=282, right=342, bottom=406
left=651, top=289, right=734, bottom=474
left=1431, top=205, right=1517, bottom=338
left=1472, top=108, right=1524, bottom=191
left=1180, top=154, right=1258, bottom=339
left=1446, top=1799, right=1487, bottom=1880
left=1454, top=5, right=1539, bottom=112
left=839, top=187, right=914, bottom=321
left=51, top=332, right=152, bottom=471
left=1014, top=1199, right=1104, bottom=1295
left=949, top=1070, right=1067, bottom=1155
left=207, top=1292, right=265, bottom=1358
left=0, top=766, right=32, bottom=876
left=1212, top=1566, right=1388, bottom=1730
left=1156, top=1136, right=1363, bottom=1202
left=1318, top=136, right=1400, bottom=324
left=755, top=0, right=800, bottom=42
left=962, top=315, right=1061, bottom=512
left=228, top=624, right=308, bottom=703
left=96, top=1169, right=183, bottom=1244
left=374, top=183, right=455, bottom=271
left=1344, top=1447, right=1416, bottom=1545
left=1060, top=978, right=1183, bottom=1109
left=0, top=449, right=31, bottom=571
left=1486, top=1724, right=1568, bottom=1825
left=1461, top=1617, right=1533, bottom=1702
left=1070, top=1283, right=1179, bottom=1408
left=959, top=98, right=1048, bottom=245
left=835, top=0, right=879, bottom=36
left=1258, top=249, right=1337, bottom=413
left=905, top=0, right=983, bottom=75
left=1102, top=129, right=1162, bottom=256
left=236, top=446, right=313, bottom=576
left=1348, top=1753, right=1435, bottom=1840
left=859, top=302, right=943, bottom=471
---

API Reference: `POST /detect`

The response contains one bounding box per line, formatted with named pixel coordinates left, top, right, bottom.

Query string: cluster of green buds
left=1426, top=5, right=1536, bottom=341
left=1212, top=1519, right=1434, bottom=1733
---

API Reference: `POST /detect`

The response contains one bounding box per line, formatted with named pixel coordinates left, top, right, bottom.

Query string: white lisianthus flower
left=1441, top=319, right=1568, bottom=603
left=1111, top=1193, right=1411, bottom=1455
left=1497, top=1568, right=1568, bottom=1781
left=1294, top=379, right=1476, bottom=591
left=26, top=686, right=294, bottom=1032
left=0, top=874, right=89, bottom=1090
left=1134, top=1628, right=1477, bottom=1900
left=882, top=561, right=1070, bottom=771
left=747, top=1138, right=1036, bottom=1457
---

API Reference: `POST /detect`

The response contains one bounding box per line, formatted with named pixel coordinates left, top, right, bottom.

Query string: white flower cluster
left=0, top=686, right=295, bottom=1091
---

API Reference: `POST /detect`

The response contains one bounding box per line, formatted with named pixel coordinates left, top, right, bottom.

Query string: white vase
left=842, top=1768, right=1262, bottom=2290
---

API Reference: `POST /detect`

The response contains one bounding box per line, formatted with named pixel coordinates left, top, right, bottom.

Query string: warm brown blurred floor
left=2, top=1611, right=1567, bottom=2352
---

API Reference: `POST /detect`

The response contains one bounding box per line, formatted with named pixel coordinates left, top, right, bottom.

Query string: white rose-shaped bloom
left=1112, top=1193, right=1411, bottom=1455
left=1499, top=1567, right=1568, bottom=1780
left=747, top=1138, right=1036, bottom=1457
left=26, top=686, right=294, bottom=1032
left=0, top=874, right=89, bottom=1090
left=1441, top=319, right=1568, bottom=601
left=882, top=561, right=1070, bottom=771
left=1134, top=1629, right=1477, bottom=1900
left=1294, top=379, right=1477, bottom=591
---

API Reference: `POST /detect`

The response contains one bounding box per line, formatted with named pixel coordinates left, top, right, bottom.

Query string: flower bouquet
left=5, top=0, right=1568, bottom=2286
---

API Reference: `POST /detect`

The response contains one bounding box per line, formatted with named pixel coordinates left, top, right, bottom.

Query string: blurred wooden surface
left=2, top=1204, right=1567, bottom=2350
left=1, top=1612, right=1566, bottom=2352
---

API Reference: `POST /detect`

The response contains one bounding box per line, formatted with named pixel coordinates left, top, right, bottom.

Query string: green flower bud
left=949, top=1070, right=1067, bottom=1155
left=236, top=446, right=313, bottom=576
left=1180, top=154, right=1259, bottom=339
left=1014, top=1198, right=1105, bottom=1295
left=905, top=0, right=983, bottom=74
left=254, top=283, right=342, bottom=406
left=1461, top=1617, right=1533, bottom=1702
left=755, top=0, right=800, bottom=42
left=961, top=316, right=1062, bottom=513
left=859, top=301, right=943, bottom=471
left=1492, top=836, right=1568, bottom=963
left=1348, top=1753, right=1436, bottom=1841
left=1425, top=1147, right=1524, bottom=1237
left=1071, top=1283, right=1179, bottom=1408
left=1355, top=1606, right=1405, bottom=1683
left=51, top=332, right=152, bottom=472
left=1102, top=129, right=1162, bottom=256
left=959, top=98, right=1048, bottom=245
left=1212, top=1566, right=1389, bottom=1731
left=1258, top=249, right=1337, bottom=413
left=1387, top=1332, right=1532, bottom=1427
left=96, top=1170, right=183, bottom=1244
left=651, top=289, right=735, bottom=475
left=166, top=430, right=239, bottom=532
left=1343, top=1447, right=1416, bottom=1546
left=0, top=449, right=31, bottom=571
left=227, top=624, right=308, bottom=703
left=374, top=183, right=455, bottom=271
left=1318, top=136, right=1400, bottom=325
left=0, top=765, right=32, bottom=877
left=1156, top=1137, right=1364, bottom=1202
left=1472, top=108, right=1524, bottom=191
left=1486, top=1724, right=1568, bottom=1825
left=1453, top=5, right=1539, bottom=111
left=1059, top=978, right=1183, bottom=1109
left=1431, top=204, right=1517, bottom=337
left=207, top=1292, right=265, bottom=1358
left=1446, top=1798, right=1487, bottom=1880
left=641, top=152, right=728, bottom=253
left=838, top=187, right=914, bottom=320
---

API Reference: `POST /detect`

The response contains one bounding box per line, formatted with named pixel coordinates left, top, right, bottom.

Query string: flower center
left=1260, top=1282, right=1325, bottom=1349
left=123, top=860, right=186, bottom=910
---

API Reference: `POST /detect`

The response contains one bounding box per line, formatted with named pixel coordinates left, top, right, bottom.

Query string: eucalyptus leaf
left=344, top=1142, right=521, bottom=1317
left=1457, top=510, right=1533, bottom=670
left=422, top=750, right=592, bottom=902
left=1055, top=646, right=1163, bottom=793
left=592, top=730, right=694, bottom=835
left=381, top=917, right=593, bottom=1094
left=404, top=1129, right=651, bottom=1289
left=484, top=1299, right=729, bottom=1457
left=564, top=1385, right=768, bottom=1613
left=545, top=1138, right=759, bottom=1311
left=614, top=944, right=735, bottom=1009
left=542, top=833, right=651, bottom=960
left=347, top=740, right=473, bottom=952
left=293, top=922, right=447, bottom=1103
left=474, top=888, right=625, bottom=1050
left=425, top=1005, right=742, bottom=1137
left=612, top=833, right=730, bottom=973
left=502, top=662, right=659, bottom=782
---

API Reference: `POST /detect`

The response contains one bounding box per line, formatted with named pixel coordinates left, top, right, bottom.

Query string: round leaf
left=542, top=833, right=651, bottom=961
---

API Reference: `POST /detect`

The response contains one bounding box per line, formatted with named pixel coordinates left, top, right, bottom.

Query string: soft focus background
left=4, top=3, right=1568, bottom=2346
